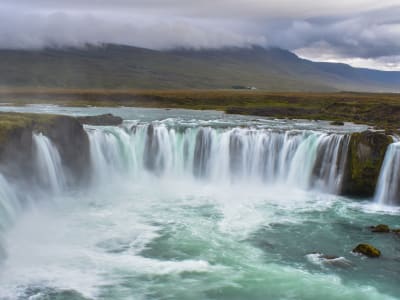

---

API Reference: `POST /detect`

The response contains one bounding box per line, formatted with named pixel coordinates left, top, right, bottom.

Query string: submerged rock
left=342, top=131, right=392, bottom=197
left=77, top=114, right=123, bottom=126
left=370, top=224, right=390, bottom=233
left=352, top=243, right=381, bottom=258
left=307, top=252, right=354, bottom=268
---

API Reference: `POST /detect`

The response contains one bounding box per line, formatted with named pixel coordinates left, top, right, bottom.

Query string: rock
left=76, top=114, right=123, bottom=126
left=309, top=252, right=339, bottom=260
left=352, top=243, right=381, bottom=258
left=307, top=252, right=354, bottom=268
left=0, top=112, right=90, bottom=186
left=40, top=115, right=90, bottom=185
left=342, top=131, right=393, bottom=197
left=370, top=224, right=390, bottom=233
left=330, top=121, right=345, bottom=126
left=321, top=254, right=339, bottom=260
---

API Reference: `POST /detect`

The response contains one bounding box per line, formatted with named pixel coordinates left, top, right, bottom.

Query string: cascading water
left=374, top=139, right=400, bottom=206
left=33, top=133, right=66, bottom=194
left=86, top=123, right=350, bottom=193
left=0, top=174, right=20, bottom=258
left=0, top=133, right=66, bottom=259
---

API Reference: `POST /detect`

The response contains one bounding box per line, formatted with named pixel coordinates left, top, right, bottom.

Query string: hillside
left=1, top=44, right=400, bottom=92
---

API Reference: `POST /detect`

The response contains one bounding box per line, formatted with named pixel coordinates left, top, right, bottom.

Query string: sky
left=0, top=0, right=400, bottom=70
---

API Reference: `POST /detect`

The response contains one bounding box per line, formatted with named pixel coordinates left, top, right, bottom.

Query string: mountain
left=0, top=44, right=399, bottom=92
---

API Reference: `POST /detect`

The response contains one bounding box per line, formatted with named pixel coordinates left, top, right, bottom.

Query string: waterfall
left=0, top=133, right=67, bottom=258
left=0, top=175, right=20, bottom=229
left=0, top=124, right=351, bottom=259
left=86, top=123, right=350, bottom=192
left=33, top=133, right=66, bottom=194
left=374, top=140, right=400, bottom=206
left=0, top=174, right=21, bottom=258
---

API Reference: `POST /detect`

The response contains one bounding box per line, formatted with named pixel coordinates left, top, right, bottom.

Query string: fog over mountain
left=0, top=0, right=400, bottom=70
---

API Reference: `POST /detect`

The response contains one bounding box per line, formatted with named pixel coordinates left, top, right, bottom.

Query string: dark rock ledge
left=0, top=112, right=90, bottom=185
left=76, top=114, right=123, bottom=126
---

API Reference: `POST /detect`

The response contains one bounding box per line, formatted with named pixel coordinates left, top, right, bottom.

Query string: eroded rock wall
left=342, top=131, right=393, bottom=197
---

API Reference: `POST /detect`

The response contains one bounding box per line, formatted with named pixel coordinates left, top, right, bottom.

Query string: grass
left=1, top=88, right=400, bottom=132
left=0, top=112, right=60, bottom=145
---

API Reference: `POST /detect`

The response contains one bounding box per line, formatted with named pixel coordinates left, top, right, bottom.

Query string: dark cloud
left=0, top=0, right=399, bottom=69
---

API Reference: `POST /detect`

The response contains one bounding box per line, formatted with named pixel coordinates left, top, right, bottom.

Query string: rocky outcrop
left=76, top=114, right=123, bottom=126
left=39, top=115, right=90, bottom=185
left=342, top=131, right=393, bottom=197
left=0, top=113, right=90, bottom=186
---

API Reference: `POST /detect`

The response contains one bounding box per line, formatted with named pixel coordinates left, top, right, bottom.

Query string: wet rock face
left=41, top=116, right=90, bottom=185
left=352, top=243, right=381, bottom=258
left=342, top=131, right=392, bottom=197
left=144, top=124, right=161, bottom=172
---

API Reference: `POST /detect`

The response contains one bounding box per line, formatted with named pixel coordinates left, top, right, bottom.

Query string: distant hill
left=0, top=44, right=399, bottom=92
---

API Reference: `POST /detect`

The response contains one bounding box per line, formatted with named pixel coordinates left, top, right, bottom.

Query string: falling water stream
left=375, top=138, right=400, bottom=206
left=0, top=106, right=399, bottom=300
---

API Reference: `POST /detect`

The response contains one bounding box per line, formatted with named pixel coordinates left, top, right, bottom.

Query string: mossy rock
left=352, top=243, right=381, bottom=258
left=342, top=131, right=393, bottom=197
left=370, top=224, right=390, bottom=233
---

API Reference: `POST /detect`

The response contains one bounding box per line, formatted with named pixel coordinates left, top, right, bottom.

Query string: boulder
left=352, top=243, right=381, bottom=258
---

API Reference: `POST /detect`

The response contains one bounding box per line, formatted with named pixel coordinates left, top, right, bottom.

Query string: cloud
left=0, top=7, right=266, bottom=50
left=0, top=0, right=399, bottom=70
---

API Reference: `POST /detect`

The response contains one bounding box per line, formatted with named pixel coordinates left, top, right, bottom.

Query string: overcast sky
left=1, top=0, right=400, bottom=70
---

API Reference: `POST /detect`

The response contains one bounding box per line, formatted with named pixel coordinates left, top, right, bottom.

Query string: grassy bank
left=0, top=112, right=59, bottom=144
left=1, top=89, right=400, bottom=132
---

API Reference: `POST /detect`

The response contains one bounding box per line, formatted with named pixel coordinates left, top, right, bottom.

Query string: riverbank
left=1, top=89, right=400, bottom=133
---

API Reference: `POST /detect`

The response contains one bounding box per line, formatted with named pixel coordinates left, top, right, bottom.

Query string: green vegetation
left=1, top=89, right=400, bottom=132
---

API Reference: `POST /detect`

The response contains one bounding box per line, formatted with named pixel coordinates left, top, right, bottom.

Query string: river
left=0, top=106, right=399, bottom=300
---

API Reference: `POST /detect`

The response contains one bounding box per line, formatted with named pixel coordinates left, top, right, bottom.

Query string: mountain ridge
left=0, top=44, right=399, bottom=92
